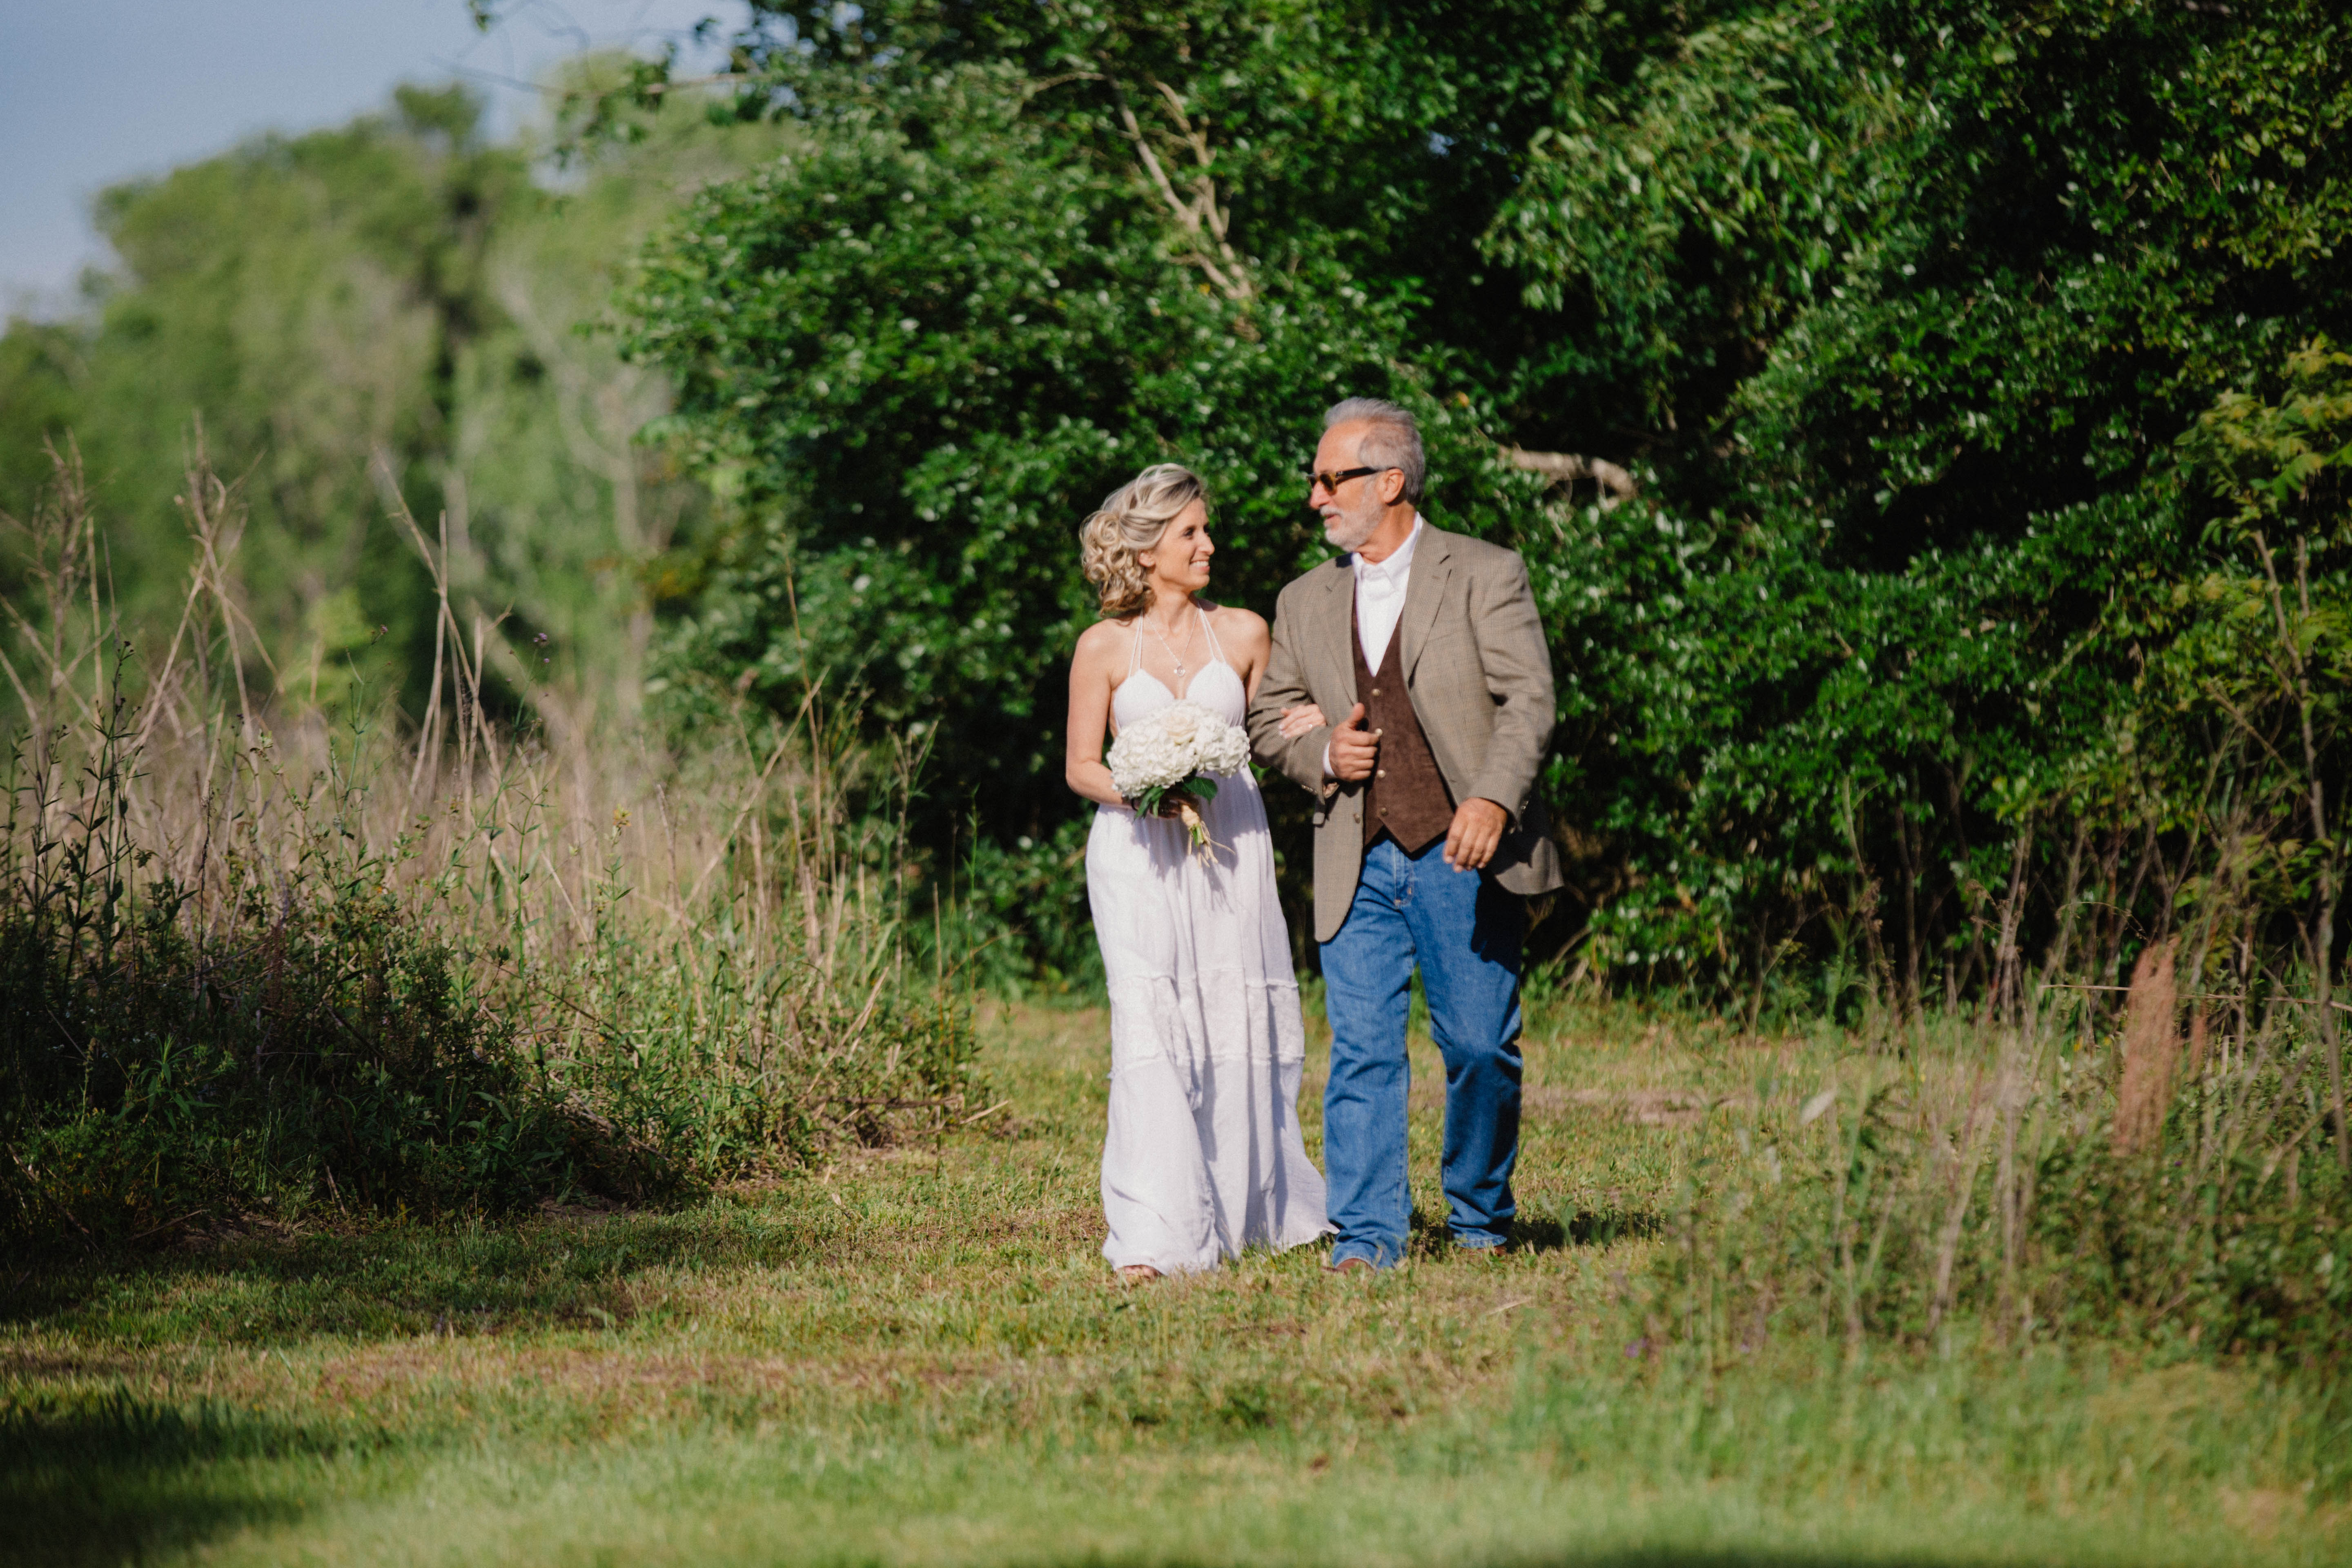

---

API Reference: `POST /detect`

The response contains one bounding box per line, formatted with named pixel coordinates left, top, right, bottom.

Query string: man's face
left=1311, top=421, right=1390, bottom=553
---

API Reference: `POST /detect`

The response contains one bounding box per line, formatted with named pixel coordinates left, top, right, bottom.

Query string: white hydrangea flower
left=1195, top=718, right=1250, bottom=777
left=1105, top=700, right=1249, bottom=799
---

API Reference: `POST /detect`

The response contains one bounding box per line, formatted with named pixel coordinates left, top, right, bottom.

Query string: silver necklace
left=1145, top=610, right=1199, bottom=682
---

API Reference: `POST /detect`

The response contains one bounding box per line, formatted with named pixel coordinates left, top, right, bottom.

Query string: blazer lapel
left=1399, top=528, right=1454, bottom=680
left=1316, top=560, right=1355, bottom=701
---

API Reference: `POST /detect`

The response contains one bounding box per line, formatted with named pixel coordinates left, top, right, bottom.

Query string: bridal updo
left=1078, top=463, right=1207, bottom=619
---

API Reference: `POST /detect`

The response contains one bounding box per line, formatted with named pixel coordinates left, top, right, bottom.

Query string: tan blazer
left=1248, top=523, right=1564, bottom=942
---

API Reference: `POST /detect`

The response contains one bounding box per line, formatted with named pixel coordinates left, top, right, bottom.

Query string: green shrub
left=0, top=754, right=615, bottom=1241
left=0, top=681, right=980, bottom=1247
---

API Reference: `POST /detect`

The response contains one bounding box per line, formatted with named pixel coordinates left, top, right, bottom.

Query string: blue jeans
left=1320, top=836, right=1525, bottom=1268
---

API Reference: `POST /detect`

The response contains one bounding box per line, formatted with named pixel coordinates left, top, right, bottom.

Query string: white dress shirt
left=1321, top=514, right=1425, bottom=778
left=1353, top=514, right=1423, bottom=671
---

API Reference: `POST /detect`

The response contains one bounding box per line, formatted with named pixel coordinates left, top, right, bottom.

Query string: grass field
left=4, top=996, right=2346, bottom=1567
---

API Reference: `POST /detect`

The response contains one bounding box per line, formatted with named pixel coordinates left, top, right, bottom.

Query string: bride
left=1064, top=463, right=1328, bottom=1280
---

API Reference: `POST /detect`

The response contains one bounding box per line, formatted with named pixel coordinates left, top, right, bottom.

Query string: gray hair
left=1324, top=397, right=1425, bottom=505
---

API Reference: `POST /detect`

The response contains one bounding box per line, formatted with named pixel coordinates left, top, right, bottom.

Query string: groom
left=1248, top=398, right=1562, bottom=1271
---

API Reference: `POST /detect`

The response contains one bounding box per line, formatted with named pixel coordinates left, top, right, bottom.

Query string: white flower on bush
left=1105, top=700, right=1250, bottom=862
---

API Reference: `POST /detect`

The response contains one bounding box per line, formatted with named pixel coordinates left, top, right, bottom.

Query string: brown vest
left=1353, top=592, right=1454, bottom=853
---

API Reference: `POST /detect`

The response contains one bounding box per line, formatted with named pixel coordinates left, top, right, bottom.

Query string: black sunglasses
left=1303, top=465, right=1392, bottom=494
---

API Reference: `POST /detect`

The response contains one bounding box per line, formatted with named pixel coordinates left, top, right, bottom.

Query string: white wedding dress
left=1087, top=609, right=1327, bottom=1273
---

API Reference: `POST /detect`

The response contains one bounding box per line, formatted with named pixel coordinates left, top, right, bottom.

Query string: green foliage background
left=8, top=1, right=2352, bottom=998
left=619, top=0, right=2352, bottom=996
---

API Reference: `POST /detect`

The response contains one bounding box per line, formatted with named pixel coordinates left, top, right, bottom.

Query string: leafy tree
left=1494, top=0, right=2352, bottom=996
left=621, top=0, right=2352, bottom=995
left=0, top=75, right=778, bottom=727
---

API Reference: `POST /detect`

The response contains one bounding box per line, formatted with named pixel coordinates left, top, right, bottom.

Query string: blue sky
left=0, top=0, right=746, bottom=314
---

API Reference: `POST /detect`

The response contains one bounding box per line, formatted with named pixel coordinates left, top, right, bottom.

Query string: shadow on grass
left=0, top=1203, right=833, bottom=1343
left=1564, top=1207, right=1664, bottom=1247
left=1399, top=1206, right=1663, bottom=1258
left=1513, top=1209, right=1662, bottom=1253
left=0, top=1393, right=373, bottom=1568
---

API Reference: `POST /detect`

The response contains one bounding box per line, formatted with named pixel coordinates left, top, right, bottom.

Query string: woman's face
left=1142, top=499, right=1214, bottom=597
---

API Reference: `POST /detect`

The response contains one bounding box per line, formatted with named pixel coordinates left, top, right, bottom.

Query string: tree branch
left=1103, top=76, right=1252, bottom=302
left=1505, top=447, right=1638, bottom=503
left=631, top=73, right=753, bottom=96
left=1147, top=79, right=1248, bottom=273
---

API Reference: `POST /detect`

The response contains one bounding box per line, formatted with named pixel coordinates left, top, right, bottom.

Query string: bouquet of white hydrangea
left=1105, top=699, right=1252, bottom=862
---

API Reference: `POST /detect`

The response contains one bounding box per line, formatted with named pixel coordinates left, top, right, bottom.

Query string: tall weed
left=0, top=448, right=980, bottom=1246
left=1633, top=988, right=2350, bottom=1368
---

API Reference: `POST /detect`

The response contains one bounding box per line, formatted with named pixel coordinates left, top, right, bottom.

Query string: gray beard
left=1323, top=513, right=1378, bottom=554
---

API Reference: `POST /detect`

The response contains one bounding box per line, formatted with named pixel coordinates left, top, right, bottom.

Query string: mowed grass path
left=3, top=1000, right=2341, bottom=1566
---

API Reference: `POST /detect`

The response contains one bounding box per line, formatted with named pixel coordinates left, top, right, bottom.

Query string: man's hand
left=1443, top=798, right=1509, bottom=871
left=1328, top=703, right=1378, bottom=782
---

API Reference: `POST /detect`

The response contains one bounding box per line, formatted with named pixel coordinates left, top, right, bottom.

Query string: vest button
left=1376, top=769, right=1386, bottom=778
left=1371, top=688, right=1381, bottom=696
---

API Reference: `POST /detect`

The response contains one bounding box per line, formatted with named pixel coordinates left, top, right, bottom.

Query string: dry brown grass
left=7, top=438, right=916, bottom=992
left=2115, top=935, right=2183, bottom=1156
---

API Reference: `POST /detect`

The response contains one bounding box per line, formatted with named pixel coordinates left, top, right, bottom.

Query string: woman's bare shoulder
left=1074, top=617, right=1134, bottom=659
left=1207, top=604, right=1270, bottom=644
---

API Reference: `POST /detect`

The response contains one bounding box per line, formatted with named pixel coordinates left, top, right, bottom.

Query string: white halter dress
left=1087, top=610, right=1327, bottom=1273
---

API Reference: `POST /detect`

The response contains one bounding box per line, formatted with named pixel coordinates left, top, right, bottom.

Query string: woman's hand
left=1277, top=702, right=1327, bottom=739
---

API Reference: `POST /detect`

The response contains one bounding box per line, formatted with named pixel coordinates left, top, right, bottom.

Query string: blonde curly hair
left=1078, top=463, right=1207, bottom=619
